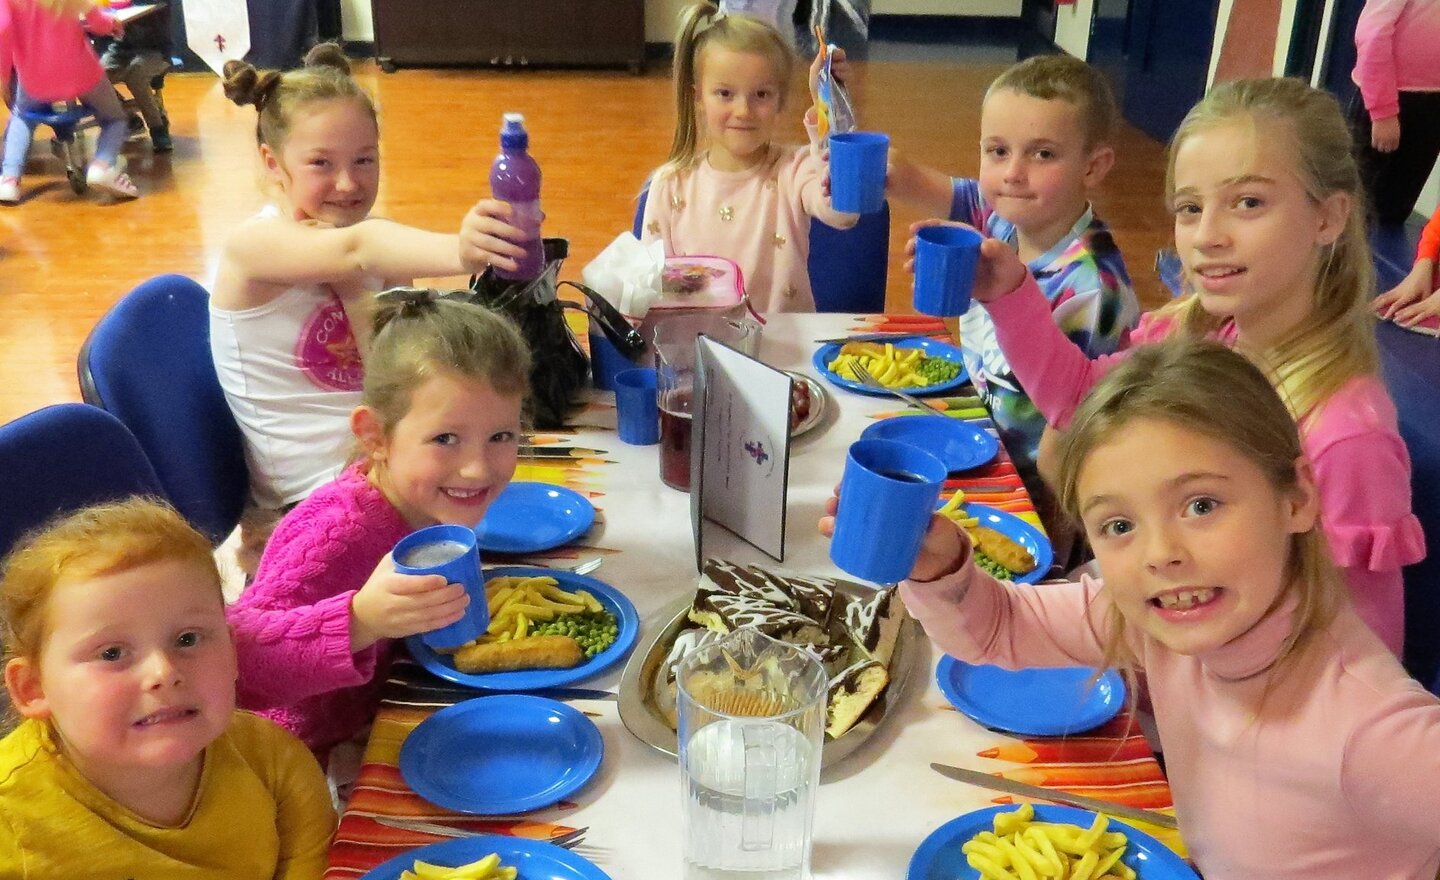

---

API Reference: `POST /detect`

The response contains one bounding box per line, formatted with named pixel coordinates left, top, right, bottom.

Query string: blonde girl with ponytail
left=861, top=339, right=1440, bottom=880
left=924, top=77, right=1424, bottom=656
left=639, top=1, right=858, bottom=312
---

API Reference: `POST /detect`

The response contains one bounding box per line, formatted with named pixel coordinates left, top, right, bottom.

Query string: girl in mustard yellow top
left=0, top=499, right=335, bottom=878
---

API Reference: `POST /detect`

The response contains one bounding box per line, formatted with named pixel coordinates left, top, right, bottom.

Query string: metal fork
left=567, top=557, right=603, bottom=576
left=852, top=362, right=945, bottom=413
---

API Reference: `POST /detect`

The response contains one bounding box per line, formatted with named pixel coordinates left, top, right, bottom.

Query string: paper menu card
left=691, top=336, right=793, bottom=569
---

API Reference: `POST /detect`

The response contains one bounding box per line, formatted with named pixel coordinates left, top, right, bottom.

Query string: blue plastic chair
left=633, top=183, right=890, bottom=313
left=15, top=101, right=95, bottom=195
left=0, top=403, right=166, bottom=560
left=78, top=274, right=249, bottom=544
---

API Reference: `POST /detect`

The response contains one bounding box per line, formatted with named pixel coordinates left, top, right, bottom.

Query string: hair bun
left=304, top=42, right=351, bottom=75
left=221, top=61, right=283, bottom=111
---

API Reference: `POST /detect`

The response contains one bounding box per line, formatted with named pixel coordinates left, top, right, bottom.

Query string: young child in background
left=99, top=3, right=173, bottom=152
left=227, top=291, right=529, bottom=776
left=1373, top=203, right=1440, bottom=329
left=213, top=43, right=530, bottom=571
left=0, top=0, right=140, bottom=203
left=1349, top=0, right=1440, bottom=225
left=827, top=341, right=1440, bottom=879
left=0, top=499, right=335, bottom=877
left=640, top=0, right=858, bottom=313
left=889, top=54, right=1139, bottom=483
left=948, top=77, right=1423, bottom=656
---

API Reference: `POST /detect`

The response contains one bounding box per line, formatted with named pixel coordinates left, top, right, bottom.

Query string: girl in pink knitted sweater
left=227, top=290, right=530, bottom=766
left=824, top=341, right=1440, bottom=879
left=916, top=78, right=1424, bottom=656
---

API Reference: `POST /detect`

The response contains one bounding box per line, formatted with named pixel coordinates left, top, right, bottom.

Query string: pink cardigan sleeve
left=1353, top=0, right=1405, bottom=120
left=227, top=525, right=381, bottom=710
left=1341, top=678, right=1440, bottom=839
left=900, top=543, right=1115, bottom=670
left=984, top=275, right=1152, bottom=428
left=82, top=6, right=119, bottom=37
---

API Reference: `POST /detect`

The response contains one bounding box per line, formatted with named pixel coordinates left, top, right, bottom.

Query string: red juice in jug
left=660, top=388, right=694, bottom=492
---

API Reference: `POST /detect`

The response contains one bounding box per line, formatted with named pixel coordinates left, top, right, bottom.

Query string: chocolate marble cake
left=669, top=559, right=906, bottom=738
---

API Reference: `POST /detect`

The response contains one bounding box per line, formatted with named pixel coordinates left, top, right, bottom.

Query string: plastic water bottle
left=490, top=113, right=544, bottom=281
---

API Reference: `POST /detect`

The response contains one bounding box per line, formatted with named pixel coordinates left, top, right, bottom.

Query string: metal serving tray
left=618, top=593, right=920, bottom=769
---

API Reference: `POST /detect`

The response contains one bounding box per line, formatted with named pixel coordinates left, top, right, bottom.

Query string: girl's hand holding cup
left=349, top=554, right=470, bottom=652
left=820, top=487, right=970, bottom=583
left=905, top=220, right=1028, bottom=306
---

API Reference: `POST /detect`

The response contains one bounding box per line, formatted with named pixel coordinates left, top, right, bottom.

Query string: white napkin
left=581, top=232, right=664, bottom=318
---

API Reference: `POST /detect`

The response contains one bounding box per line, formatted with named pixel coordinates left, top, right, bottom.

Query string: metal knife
left=374, top=815, right=588, bottom=847
left=929, top=761, right=1179, bottom=829
left=811, top=331, right=935, bottom=345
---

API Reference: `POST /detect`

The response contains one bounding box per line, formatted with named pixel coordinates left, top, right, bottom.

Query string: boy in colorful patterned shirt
left=888, top=54, right=1139, bottom=507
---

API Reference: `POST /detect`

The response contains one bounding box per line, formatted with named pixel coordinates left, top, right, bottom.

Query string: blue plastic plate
left=908, top=804, right=1196, bottom=880
left=936, top=655, right=1126, bottom=736
left=940, top=502, right=1054, bottom=585
left=812, top=337, right=968, bottom=397
left=475, top=482, right=596, bottom=554
left=359, top=834, right=612, bottom=880
left=406, top=566, right=638, bottom=691
left=399, top=695, right=604, bottom=815
left=862, top=415, right=999, bottom=473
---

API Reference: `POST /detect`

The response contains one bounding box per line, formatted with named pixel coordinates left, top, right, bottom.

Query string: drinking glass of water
left=392, top=523, right=488, bottom=649
left=675, top=627, right=828, bottom=880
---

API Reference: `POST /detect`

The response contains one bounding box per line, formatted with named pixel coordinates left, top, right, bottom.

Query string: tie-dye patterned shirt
left=948, top=177, right=1139, bottom=475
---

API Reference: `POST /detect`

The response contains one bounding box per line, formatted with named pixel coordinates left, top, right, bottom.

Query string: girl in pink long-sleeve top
left=0, top=0, right=138, bottom=202
left=227, top=291, right=530, bottom=769
left=920, top=78, right=1424, bottom=655
left=825, top=340, right=1440, bottom=879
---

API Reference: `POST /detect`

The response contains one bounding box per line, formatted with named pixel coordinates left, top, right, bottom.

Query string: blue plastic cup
left=614, top=367, right=660, bottom=445
left=828, top=131, right=890, bottom=214
left=913, top=225, right=983, bottom=317
left=829, top=439, right=948, bottom=584
left=590, top=328, right=640, bottom=391
left=392, top=524, right=488, bottom=650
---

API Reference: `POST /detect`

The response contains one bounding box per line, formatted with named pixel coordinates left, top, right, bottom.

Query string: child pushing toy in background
left=0, top=0, right=141, bottom=203
left=887, top=54, right=1140, bottom=556
left=824, top=340, right=1440, bottom=879
left=1373, top=203, right=1440, bottom=331
left=212, top=43, right=533, bottom=572
left=640, top=0, right=858, bottom=313
left=226, top=292, right=529, bottom=786
left=941, top=77, right=1423, bottom=656
left=0, top=499, right=335, bottom=876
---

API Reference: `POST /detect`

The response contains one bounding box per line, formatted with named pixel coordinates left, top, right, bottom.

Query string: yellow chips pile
left=937, top=488, right=980, bottom=529
left=401, top=852, right=516, bottom=879
left=826, top=342, right=931, bottom=388
left=481, top=575, right=602, bottom=643
left=962, top=804, right=1136, bottom=880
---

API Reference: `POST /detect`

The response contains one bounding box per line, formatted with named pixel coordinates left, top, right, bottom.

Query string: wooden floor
left=0, top=57, right=1171, bottom=424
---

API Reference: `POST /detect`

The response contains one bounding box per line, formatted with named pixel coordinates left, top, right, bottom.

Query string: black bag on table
left=468, top=238, right=643, bottom=429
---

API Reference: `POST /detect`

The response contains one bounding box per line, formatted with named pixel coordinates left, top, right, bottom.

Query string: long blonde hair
left=1159, top=77, right=1376, bottom=423
left=26, top=0, right=98, bottom=17
left=1055, top=339, right=1343, bottom=674
left=660, top=1, right=796, bottom=176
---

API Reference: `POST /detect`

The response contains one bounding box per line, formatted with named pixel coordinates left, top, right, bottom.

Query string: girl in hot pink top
left=937, top=78, right=1424, bottom=655
left=640, top=1, right=857, bottom=312
left=229, top=292, right=531, bottom=764
left=0, top=0, right=137, bottom=201
left=847, top=341, right=1440, bottom=880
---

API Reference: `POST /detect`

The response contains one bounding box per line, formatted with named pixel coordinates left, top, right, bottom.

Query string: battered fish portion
left=969, top=525, right=1037, bottom=575
left=453, top=634, right=584, bottom=673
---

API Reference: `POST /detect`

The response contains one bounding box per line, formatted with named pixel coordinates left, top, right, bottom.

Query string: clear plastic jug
left=653, top=312, right=762, bottom=492
left=676, top=627, right=827, bottom=880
